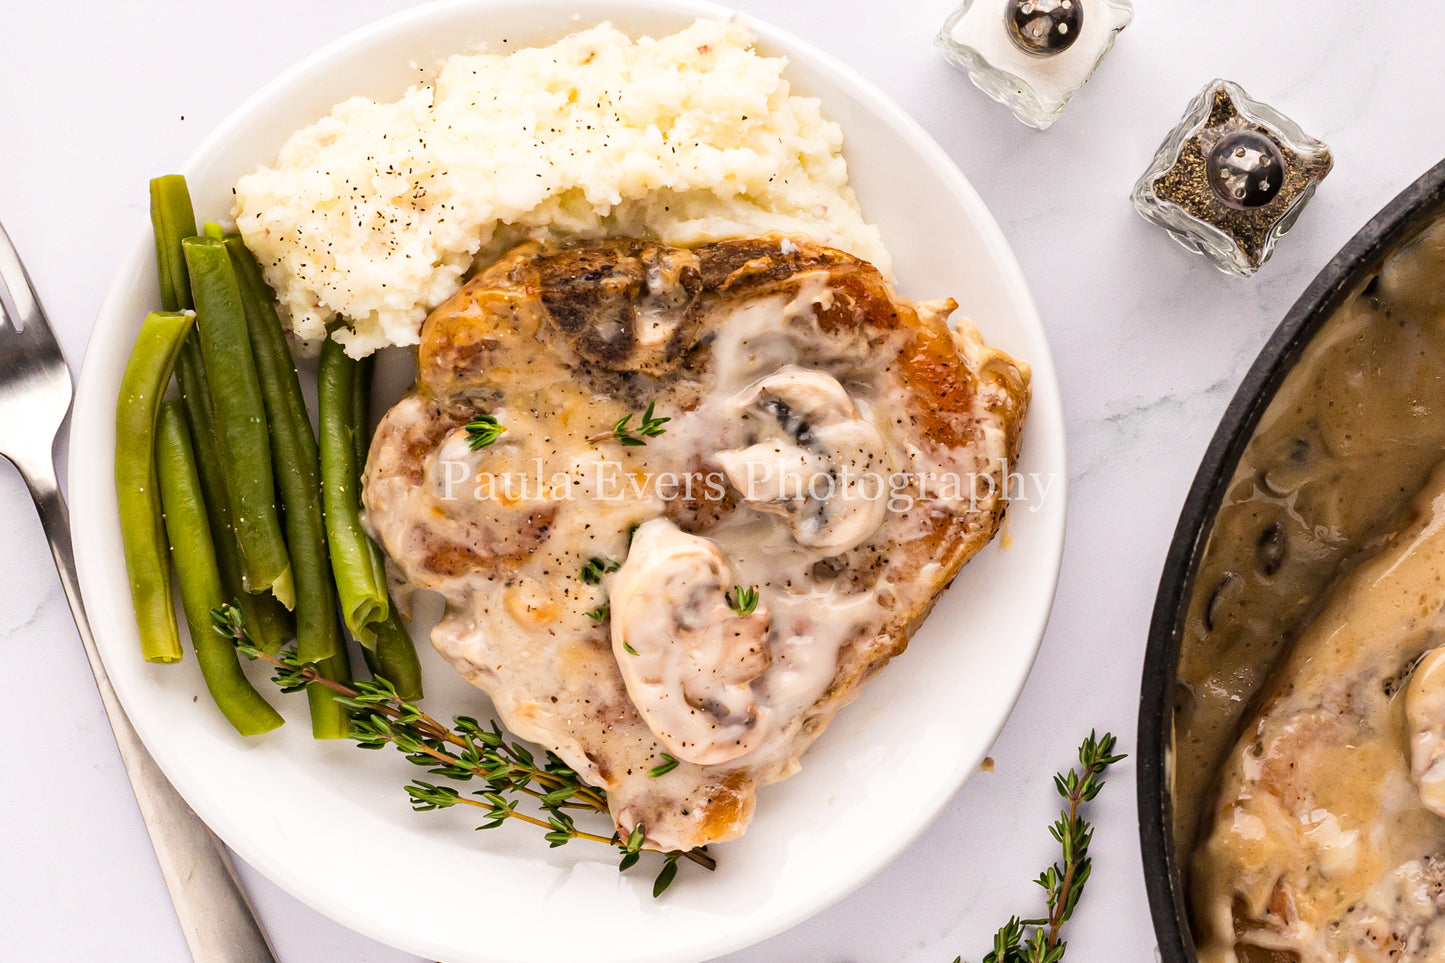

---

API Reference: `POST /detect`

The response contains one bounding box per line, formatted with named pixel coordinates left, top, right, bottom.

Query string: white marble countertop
left=2, top=1, right=1441, bottom=960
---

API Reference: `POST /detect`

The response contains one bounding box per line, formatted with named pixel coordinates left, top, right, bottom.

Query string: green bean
left=175, top=339, right=295, bottom=653
left=352, top=354, right=372, bottom=468
left=225, top=237, right=342, bottom=680
left=156, top=403, right=284, bottom=736
left=241, top=570, right=296, bottom=650
left=353, top=350, right=424, bottom=696
left=150, top=175, right=294, bottom=653
left=223, top=237, right=317, bottom=459
left=318, top=339, right=389, bottom=645
left=334, top=345, right=424, bottom=697
left=350, top=351, right=424, bottom=698
left=361, top=608, right=423, bottom=702
left=149, top=175, right=195, bottom=312
left=307, top=648, right=353, bottom=740
left=183, top=236, right=294, bottom=609
left=116, top=311, right=194, bottom=664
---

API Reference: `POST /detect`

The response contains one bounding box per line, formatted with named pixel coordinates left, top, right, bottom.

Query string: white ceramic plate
left=68, top=2, right=1066, bottom=960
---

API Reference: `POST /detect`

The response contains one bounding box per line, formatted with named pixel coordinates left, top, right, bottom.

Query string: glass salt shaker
left=936, top=0, right=1133, bottom=130
left=1131, top=79, right=1333, bottom=277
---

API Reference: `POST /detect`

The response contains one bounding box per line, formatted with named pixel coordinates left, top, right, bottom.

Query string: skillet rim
left=1137, top=156, right=1445, bottom=962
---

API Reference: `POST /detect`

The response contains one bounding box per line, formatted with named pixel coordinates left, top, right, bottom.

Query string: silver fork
left=0, top=220, right=278, bottom=963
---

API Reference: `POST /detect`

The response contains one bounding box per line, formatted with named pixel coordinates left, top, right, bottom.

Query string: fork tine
left=0, top=293, right=17, bottom=333
left=0, top=221, right=36, bottom=322
left=0, top=266, right=21, bottom=335
left=0, top=218, right=59, bottom=350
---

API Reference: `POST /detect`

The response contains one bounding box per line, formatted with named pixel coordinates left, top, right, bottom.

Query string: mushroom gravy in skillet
left=1176, top=217, right=1445, bottom=962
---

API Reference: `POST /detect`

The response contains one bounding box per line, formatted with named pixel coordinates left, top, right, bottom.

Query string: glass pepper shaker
left=936, top=0, right=1134, bottom=130
left=1131, top=79, right=1333, bottom=277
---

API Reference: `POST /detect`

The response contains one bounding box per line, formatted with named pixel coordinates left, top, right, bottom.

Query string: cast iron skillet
left=1138, top=157, right=1445, bottom=961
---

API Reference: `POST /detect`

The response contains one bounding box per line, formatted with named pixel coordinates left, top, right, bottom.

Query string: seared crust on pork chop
left=363, top=235, right=1029, bottom=850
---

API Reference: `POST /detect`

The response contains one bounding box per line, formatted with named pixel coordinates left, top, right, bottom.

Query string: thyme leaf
left=581, top=556, right=621, bottom=584
left=464, top=414, right=505, bottom=450
left=726, top=585, right=759, bottom=617
left=590, top=401, right=670, bottom=446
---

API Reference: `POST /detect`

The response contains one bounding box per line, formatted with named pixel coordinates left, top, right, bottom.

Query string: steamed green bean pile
left=112, top=174, right=423, bottom=738
left=153, top=175, right=296, bottom=655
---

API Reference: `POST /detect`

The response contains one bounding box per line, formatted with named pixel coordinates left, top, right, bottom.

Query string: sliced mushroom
left=1406, top=645, right=1445, bottom=816
left=713, top=366, right=888, bottom=556
left=417, top=412, right=564, bottom=566
left=609, top=518, right=770, bottom=766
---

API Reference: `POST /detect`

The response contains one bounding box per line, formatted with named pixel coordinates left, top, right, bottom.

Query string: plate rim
left=69, top=1, right=1068, bottom=960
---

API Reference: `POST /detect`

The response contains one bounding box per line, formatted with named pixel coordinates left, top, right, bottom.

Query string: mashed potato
left=233, top=18, right=888, bottom=357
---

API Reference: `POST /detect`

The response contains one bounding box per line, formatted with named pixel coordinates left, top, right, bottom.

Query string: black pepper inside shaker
left=1131, top=79, right=1333, bottom=276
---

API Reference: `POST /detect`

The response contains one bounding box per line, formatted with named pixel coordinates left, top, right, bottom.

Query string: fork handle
left=22, top=456, right=278, bottom=963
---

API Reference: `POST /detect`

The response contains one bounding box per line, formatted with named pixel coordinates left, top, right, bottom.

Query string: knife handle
left=22, top=454, right=278, bottom=963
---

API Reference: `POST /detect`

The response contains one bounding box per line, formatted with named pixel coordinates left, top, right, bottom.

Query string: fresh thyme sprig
left=587, top=604, right=610, bottom=622
left=464, top=414, right=506, bottom=450
left=590, top=401, right=670, bottom=446
left=214, top=603, right=712, bottom=895
left=727, top=585, right=759, bottom=617
left=960, top=731, right=1125, bottom=963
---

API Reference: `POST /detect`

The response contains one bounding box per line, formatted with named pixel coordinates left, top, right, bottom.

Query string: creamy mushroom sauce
left=597, top=280, right=909, bottom=770
left=363, top=237, right=1030, bottom=851
left=1177, top=217, right=1445, bottom=962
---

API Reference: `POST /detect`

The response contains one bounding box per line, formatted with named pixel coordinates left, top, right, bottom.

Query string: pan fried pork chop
left=363, top=235, right=1030, bottom=851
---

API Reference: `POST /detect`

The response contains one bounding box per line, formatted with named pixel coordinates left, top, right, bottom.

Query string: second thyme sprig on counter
left=590, top=401, right=670, bottom=446
left=214, top=603, right=712, bottom=895
left=960, top=731, right=1125, bottom=963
